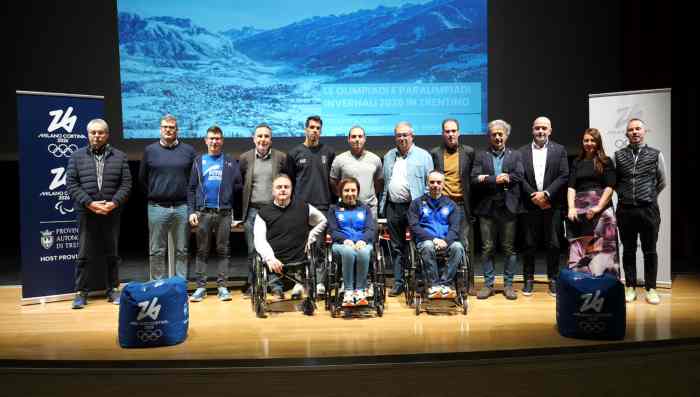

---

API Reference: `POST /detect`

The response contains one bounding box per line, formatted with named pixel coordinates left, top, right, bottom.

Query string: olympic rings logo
left=579, top=320, right=606, bottom=334
left=136, top=329, right=163, bottom=342
left=48, top=144, right=78, bottom=158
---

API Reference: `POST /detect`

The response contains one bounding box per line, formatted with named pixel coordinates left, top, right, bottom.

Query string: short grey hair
left=627, top=118, right=646, bottom=128
left=394, top=121, right=414, bottom=134
left=487, top=119, right=511, bottom=136
left=160, top=114, right=178, bottom=125
left=87, top=118, right=109, bottom=133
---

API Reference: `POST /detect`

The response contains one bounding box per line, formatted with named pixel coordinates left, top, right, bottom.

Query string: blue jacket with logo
left=408, top=194, right=461, bottom=245
left=187, top=153, right=242, bottom=218
left=327, top=202, right=375, bottom=244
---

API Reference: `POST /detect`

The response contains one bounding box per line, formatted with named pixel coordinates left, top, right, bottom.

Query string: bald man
left=517, top=116, right=569, bottom=297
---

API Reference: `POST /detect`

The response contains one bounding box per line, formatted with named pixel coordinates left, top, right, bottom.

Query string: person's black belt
left=199, top=207, right=231, bottom=214
left=151, top=201, right=185, bottom=207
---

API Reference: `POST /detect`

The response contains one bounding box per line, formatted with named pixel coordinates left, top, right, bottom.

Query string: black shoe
left=106, top=288, right=121, bottom=305
left=504, top=285, right=518, bottom=300
left=71, top=293, right=87, bottom=309
left=522, top=280, right=534, bottom=296
left=388, top=284, right=404, bottom=297
left=477, top=286, right=494, bottom=300
left=548, top=279, right=557, bottom=296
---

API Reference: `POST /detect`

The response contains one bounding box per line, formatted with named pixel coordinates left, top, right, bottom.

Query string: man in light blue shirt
left=380, top=121, right=434, bottom=296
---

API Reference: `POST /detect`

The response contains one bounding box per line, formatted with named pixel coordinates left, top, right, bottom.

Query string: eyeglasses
left=307, top=125, right=321, bottom=130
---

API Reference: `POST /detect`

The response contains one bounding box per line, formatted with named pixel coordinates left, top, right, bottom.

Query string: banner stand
left=588, top=88, right=672, bottom=289
left=17, top=90, right=106, bottom=305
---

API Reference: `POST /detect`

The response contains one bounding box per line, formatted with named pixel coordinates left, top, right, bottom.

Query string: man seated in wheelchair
left=253, top=174, right=327, bottom=299
left=327, top=177, right=376, bottom=307
left=407, top=170, right=465, bottom=299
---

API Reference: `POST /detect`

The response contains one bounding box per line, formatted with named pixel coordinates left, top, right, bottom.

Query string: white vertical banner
left=588, top=88, right=671, bottom=288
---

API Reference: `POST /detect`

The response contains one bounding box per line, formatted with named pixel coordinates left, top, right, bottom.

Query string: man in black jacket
left=615, top=118, right=667, bottom=305
left=66, top=119, right=132, bottom=309
left=471, top=119, right=524, bottom=300
left=430, top=119, right=476, bottom=295
left=517, top=116, right=569, bottom=297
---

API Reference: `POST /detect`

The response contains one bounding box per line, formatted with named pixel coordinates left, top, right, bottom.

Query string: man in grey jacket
left=239, top=123, right=287, bottom=297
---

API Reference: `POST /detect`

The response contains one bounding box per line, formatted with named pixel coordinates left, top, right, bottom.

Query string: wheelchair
left=250, top=248, right=320, bottom=318
left=323, top=233, right=387, bottom=318
left=404, top=230, right=469, bottom=316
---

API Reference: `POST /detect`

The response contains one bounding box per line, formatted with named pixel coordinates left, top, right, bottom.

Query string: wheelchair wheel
left=255, top=299, right=267, bottom=318
left=252, top=256, right=268, bottom=316
left=415, top=295, right=421, bottom=316
left=376, top=301, right=384, bottom=317
left=404, top=241, right=419, bottom=306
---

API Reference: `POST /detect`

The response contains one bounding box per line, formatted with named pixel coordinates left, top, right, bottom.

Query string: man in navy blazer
left=471, top=119, right=524, bottom=300
left=517, top=116, right=569, bottom=297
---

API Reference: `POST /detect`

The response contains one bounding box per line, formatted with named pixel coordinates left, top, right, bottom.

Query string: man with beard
left=471, top=119, right=524, bottom=301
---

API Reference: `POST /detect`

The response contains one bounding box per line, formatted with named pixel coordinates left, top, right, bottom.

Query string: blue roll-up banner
left=16, top=91, right=105, bottom=304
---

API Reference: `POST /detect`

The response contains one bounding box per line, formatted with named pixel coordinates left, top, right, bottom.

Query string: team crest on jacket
left=441, top=207, right=450, bottom=216
left=357, top=211, right=365, bottom=220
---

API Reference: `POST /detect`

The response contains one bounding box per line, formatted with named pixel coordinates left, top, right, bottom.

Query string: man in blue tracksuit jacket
left=187, top=126, right=242, bottom=302
left=407, top=170, right=465, bottom=299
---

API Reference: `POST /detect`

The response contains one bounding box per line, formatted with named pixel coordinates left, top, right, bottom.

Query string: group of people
left=65, top=113, right=666, bottom=310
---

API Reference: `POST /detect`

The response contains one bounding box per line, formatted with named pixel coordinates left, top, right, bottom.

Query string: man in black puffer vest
left=66, top=119, right=132, bottom=309
left=615, top=118, right=667, bottom=305
left=253, top=174, right=327, bottom=299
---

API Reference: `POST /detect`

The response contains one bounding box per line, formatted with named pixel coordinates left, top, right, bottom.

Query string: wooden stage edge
left=2, top=274, right=700, bottom=368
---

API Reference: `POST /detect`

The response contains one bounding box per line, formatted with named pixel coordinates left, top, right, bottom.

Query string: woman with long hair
left=566, top=128, right=619, bottom=276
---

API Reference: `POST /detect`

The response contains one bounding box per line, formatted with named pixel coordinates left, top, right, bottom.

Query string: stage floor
left=1, top=275, right=700, bottom=363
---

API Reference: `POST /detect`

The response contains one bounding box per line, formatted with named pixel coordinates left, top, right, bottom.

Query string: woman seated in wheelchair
left=407, top=170, right=465, bottom=299
left=327, top=177, right=376, bottom=307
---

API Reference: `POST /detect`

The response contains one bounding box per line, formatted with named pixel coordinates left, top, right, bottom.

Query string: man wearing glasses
left=285, top=115, right=336, bottom=295
left=139, top=114, right=197, bottom=281
left=380, top=121, right=434, bottom=297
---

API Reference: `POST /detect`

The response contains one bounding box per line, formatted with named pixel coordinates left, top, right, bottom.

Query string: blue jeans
left=480, top=214, right=517, bottom=287
left=148, top=203, right=189, bottom=280
left=332, top=243, right=372, bottom=291
left=417, top=240, right=464, bottom=287
left=243, top=207, right=259, bottom=285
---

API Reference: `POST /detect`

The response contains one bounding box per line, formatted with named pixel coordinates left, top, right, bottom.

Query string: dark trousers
left=75, top=211, right=121, bottom=294
left=520, top=208, right=562, bottom=280
left=194, top=210, right=231, bottom=288
left=386, top=201, right=411, bottom=287
left=617, top=203, right=660, bottom=289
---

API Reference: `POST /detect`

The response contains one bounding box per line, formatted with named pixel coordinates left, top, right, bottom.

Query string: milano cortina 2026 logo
left=38, top=107, right=88, bottom=216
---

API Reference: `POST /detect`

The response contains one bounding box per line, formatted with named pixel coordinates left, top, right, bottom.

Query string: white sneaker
left=342, top=291, right=354, bottom=307
left=625, top=286, right=637, bottom=303
left=441, top=285, right=456, bottom=299
left=290, top=283, right=304, bottom=299
left=316, top=283, right=326, bottom=295
left=428, top=286, right=441, bottom=299
left=646, top=288, right=661, bottom=305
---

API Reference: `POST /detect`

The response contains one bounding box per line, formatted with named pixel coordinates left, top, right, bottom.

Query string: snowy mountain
left=233, top=0, right=486, bottom=82
left=118, top=12, right=236, bottom=66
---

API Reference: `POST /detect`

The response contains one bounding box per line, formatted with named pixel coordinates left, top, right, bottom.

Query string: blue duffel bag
left=118, top=276, right=189, bottom=348
left=556, top=268, right=625, bottom=340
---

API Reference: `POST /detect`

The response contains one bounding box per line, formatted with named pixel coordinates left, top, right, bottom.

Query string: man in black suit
left=471, top=119, right=524, bottom=300
left=430, top=119, right=476, bottom=295
left=518, top=116, right=569, bottom=297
